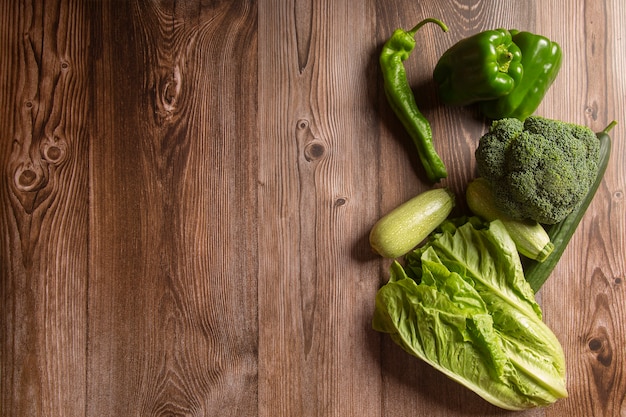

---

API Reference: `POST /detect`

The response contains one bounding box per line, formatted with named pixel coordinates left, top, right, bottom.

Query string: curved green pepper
left=380, top=18, right=449, bottom=183
left=433, top=29, right=523, bottom=106
left=480, top=31, right=562, bottom=120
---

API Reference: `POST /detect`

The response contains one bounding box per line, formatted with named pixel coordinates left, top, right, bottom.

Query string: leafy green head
left=475, top=116, right=600, bottom=224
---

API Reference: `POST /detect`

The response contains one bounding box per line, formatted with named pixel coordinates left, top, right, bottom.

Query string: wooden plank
left=257, top=0, right=383, bottom=415
left=88, top=1, right=259, bottom=415
left=0, top=0, right=89, bottom=415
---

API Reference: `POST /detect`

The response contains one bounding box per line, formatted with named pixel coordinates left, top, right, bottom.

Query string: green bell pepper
left=480, top=30, right=562, bottom=120
left=433, top=29, right=523, bottom=106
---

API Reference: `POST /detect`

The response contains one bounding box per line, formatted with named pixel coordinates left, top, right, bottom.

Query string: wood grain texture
left=88, top=1, right=258, bottom=416
left=1, top=0, right=89, bottom=415
left=1, top=0, right=625, bottom=416
left=257, top=0, right=382, bottom=415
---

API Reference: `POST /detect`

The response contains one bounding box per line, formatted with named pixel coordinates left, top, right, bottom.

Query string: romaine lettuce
left=372, top=219, right=567, bottom=410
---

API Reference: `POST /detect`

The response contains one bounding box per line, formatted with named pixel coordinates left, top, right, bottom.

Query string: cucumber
left=466, top=177, right=554, bottom=262
left=524, top=121, right=616, bottom=292
left=369, top=188, right=455, bottom=258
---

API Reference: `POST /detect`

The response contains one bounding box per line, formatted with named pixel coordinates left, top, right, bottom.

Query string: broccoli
left=475, top=116, right=600, bottom=224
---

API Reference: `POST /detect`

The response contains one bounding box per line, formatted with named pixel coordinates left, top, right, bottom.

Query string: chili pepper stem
left=407, top=18, right=448, bottom=37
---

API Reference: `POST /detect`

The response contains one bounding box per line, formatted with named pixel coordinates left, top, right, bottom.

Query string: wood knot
left=40, top=137, right=67, bottom=165
left=586, top=331, right=613, bottom=367
left=588, top=338, right=603, bottom=351
left=584, top=102, right=598, bottom=121
left=297, top=119, right=326, bottom=162
left=17, top=169, right=39, bottom=188
left=154, top=65, right=182, bottom=123
left=297, top=119, right=309, bottom=130
left=14, top=163, right=46, bottom=193
left=304, top=142, right=325, bottom=161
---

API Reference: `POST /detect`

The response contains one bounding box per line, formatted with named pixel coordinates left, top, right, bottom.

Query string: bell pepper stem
left=495, top=44, right=513, bottom=72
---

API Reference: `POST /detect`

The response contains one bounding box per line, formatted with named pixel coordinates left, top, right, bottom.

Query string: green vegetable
left=369, top=188, right=454, bottom=258
left=433, top=28, right=523, bottom=106
left=373, top=219, right=568, bottom=410
left=475, top=116, right=600, bottom=224
left=466, top=177, right=554, bottom=262
left=481, top=31, right=562, bottom=121
left=524, top=121, right=616, bottom=292
left=380, top=18, right=448, bottom=182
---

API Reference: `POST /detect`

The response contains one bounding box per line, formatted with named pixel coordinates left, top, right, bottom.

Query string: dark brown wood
left=87, top=1, right=259, bottom=416
left=1, top=0, right=625, bottom=416
left=1, top=0, right=89, bottom=415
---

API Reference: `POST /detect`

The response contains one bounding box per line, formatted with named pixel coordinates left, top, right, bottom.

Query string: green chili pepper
left=380, top=18, right=449, bottom=183
left=433, top=29, right=523, bottom=106
left=480, top=31, right=562, bottom=120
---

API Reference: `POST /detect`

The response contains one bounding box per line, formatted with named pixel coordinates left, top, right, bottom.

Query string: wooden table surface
left=1, top=0, right=625, bottom=416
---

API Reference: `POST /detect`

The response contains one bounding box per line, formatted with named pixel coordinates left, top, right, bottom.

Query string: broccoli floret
left=475, top=116, right=600, bottom=224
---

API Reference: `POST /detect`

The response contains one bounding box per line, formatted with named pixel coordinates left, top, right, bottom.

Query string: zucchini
left=466, top=177, right=554, bottom=262
left=369, top=188, right=455, bottom=258
left=524, top=120, right=616, bottom=292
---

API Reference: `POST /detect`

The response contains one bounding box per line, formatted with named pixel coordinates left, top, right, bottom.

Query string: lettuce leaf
left=372, top=220, right=567, bottom=410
